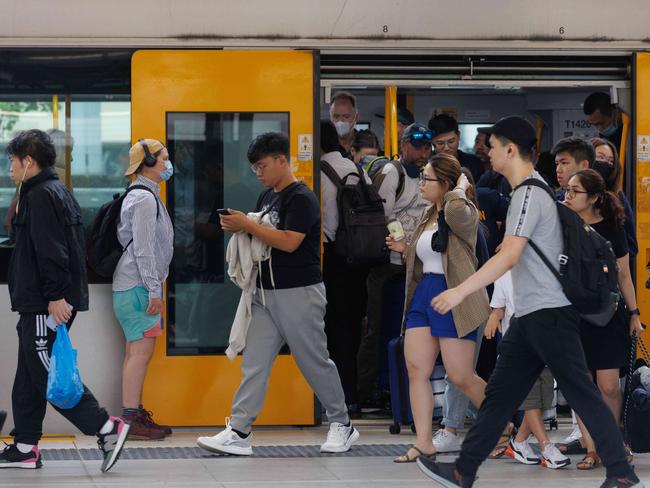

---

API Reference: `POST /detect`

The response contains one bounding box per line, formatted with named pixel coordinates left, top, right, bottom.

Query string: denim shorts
left=405, top=274, right=477, bottom=341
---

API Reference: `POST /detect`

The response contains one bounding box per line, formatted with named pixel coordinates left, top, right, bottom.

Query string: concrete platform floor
left=1, top=420, right=647, bottom=487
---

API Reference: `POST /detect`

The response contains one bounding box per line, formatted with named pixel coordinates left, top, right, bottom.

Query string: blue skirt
left=405, top=274, right=478, bottom=341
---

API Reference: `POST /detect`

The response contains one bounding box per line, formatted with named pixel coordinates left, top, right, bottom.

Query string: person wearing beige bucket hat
left=113, top=138, right=175, bottom=440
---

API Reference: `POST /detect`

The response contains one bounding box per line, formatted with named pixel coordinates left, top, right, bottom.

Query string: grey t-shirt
left=505, top=172, right=571, bottom=317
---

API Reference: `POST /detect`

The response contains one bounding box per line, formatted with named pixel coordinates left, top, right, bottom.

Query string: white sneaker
left=320, top=422, right=359, bottom=453
left=541, top=443, right=571, bottom=469
left=562, top=423, right=582, bottom=445
left=432, top=429, right=462, bottom=453
left=197, top=425, right=253, bottom=456
left=505, top=437, right=540, bottom=465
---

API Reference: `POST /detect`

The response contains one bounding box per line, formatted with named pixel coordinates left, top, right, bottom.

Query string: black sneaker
left=0, top=444, right=42, bottom=469
left=600, top=469, right=645, bottom=488
left=97, top=416, right=130, bottom=473
left=0, top=411, right=6, bottom=433
left=416, top=458, right=475, bottom=488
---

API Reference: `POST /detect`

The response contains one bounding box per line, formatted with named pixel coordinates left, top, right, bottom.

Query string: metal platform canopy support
left=634, top=53, right=650, bottom=357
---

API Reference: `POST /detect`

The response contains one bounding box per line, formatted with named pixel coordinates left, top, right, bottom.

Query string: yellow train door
left=131, top=50, right=318, bottom=426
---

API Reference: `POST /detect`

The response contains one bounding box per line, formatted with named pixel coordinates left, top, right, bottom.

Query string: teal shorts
left=113, top=286, right=161, bottom=342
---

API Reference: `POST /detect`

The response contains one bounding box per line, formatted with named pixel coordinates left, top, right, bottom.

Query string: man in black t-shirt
left=196, top=132, right=358, bottom=457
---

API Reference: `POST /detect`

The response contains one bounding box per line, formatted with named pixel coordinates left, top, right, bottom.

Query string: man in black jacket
left=0, top=130, right=128, bottom=473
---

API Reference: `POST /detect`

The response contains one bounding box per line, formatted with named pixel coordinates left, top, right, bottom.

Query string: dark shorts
left=405, top=273, right=477, bottom=341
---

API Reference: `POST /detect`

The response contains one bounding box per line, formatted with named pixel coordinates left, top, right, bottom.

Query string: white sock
left=16, top=443, right=35, bottom=453
left=99, top=419, right=114, bottom=435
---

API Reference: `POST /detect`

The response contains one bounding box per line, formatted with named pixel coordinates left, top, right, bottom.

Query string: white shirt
left=490, top=271, right=515, bottom=335
left=416, top=230, right=444, bottom=274
left=320, top=151, right=371, bottom=242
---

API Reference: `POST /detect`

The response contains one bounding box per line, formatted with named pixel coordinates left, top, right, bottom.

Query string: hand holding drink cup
left=386, top=219, right=407, bottom=253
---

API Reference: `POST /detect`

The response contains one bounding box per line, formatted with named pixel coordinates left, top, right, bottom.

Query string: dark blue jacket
left=476, top=187, right=510, bottom=256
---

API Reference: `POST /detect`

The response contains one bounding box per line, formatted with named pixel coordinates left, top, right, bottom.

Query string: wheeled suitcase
left=387, top=334, right=446, bottom=434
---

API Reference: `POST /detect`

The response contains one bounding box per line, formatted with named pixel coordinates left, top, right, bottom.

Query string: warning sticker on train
left=298, top=134, right=313, bottom=161
left=638, top=135, right=650, bottom=162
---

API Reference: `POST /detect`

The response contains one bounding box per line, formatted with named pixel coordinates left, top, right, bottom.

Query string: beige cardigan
left=403, top=188, right=490, bottom=338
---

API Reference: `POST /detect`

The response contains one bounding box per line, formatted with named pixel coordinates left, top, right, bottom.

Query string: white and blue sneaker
left=320, top=422, right=360, bottom=453
left=197, top=424, right=253, bottom=456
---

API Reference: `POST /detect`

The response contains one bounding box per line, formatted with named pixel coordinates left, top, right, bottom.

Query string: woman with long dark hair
left=590, top=137, right=638, bottom=257
left=563, top=169, right=643, bottom=469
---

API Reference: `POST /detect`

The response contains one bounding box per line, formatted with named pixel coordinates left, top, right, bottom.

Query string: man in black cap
left=428, top=113, right=485, bottom=183
left=418, top=116, right=642, bottom=488
left=357, top=123, right=431, bottom=409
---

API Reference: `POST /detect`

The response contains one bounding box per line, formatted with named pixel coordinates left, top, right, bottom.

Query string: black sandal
left=393, top=446, right=436, bottom=464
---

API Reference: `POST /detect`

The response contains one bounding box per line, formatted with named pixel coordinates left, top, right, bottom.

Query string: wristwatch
left=630, top=308, right=641, bottom=316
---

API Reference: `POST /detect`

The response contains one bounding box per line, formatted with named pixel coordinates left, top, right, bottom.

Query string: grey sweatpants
left=230, top=283, right=349, bottom=434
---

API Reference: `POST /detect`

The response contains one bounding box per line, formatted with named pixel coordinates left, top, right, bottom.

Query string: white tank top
left=416, top=230, right=444, bottom=274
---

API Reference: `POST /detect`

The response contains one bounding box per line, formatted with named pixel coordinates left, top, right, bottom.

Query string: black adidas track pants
left=11, top=312, right=109, bottom=445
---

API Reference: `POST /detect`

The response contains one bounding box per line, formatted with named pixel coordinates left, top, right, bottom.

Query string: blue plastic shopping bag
left=46, top=325, right=84, bottom=409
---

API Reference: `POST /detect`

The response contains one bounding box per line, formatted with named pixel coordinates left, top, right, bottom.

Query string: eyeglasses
left=565, top=188, right=590, bottom=199
left=250, top=156, right=280, bottom=174
left=433, top=137, right=458, bottom=149
left=419, top=173, right=441, bottom=184
left=250, top=162, right=268, bottom=174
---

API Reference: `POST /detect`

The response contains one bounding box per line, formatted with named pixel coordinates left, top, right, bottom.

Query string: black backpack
left=361, top=155, right=406, bottom=200
left=321, top=161, right=389, bottom=266
left=87, top=185, right=160, bottom=278
left=514, top=178, right=620, bottom=326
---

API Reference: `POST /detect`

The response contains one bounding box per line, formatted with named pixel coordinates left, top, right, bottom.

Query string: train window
left=0, top=95, right=131, bottom=283
left=166, top=111, right=290, bottom=355
left=458, top=123, right=490, bottom=154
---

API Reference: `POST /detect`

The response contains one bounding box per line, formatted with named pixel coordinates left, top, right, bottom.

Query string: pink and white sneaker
left=0, top=444, right=42, bottom=469
left=97, top=416, right=130, bottom=473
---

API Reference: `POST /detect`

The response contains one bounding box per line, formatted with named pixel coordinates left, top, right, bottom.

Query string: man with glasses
left=429, top=114, right=485, bottom=183
left=357, top=123, right=431, bottom=410
left=197, top=132, right=358, bottom=456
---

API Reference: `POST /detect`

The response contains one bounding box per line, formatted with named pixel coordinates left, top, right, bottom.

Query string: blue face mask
left=600, top=124, right=617, bottom=137
left=160, top=160, right=174, bottom=181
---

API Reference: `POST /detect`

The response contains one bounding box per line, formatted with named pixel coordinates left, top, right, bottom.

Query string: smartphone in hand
left=216, top=208, right=231, bottom=216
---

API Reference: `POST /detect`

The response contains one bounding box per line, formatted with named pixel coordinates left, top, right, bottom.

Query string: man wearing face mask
left=584, top=92, right=624, bottom=153
left=357, top=123, right=431, bottom=409
left=329, top=91, right=359, bottom=157
left=112, top=139, right=174, bottom=440
left=2, top=130, right=129, bottom=473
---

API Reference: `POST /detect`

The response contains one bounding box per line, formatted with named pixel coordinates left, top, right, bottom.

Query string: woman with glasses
left=388, top=153, right=490, bottom=463
left=562, top=169, right=643, bottom=469
left=591, top=137, right=638, bottom=257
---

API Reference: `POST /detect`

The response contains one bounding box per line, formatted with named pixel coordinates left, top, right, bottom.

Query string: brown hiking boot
left=138, top=409, right=172, bottom=436
left=123, top=413, right=167, bottom=440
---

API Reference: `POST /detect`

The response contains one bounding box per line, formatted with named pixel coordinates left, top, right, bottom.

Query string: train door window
left=458, top=123, right=490, bottom=154
left=166, top=111, right=289, bottom=355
